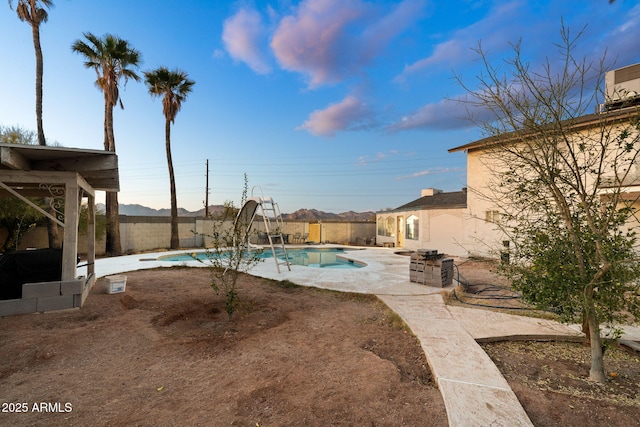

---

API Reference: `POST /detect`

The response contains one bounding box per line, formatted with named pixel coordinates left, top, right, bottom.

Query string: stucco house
left=448, top=64, right=640, bottom=259
left=376, top=188, right=467, bottom=256
left=381, top=63, right=640, bottom=259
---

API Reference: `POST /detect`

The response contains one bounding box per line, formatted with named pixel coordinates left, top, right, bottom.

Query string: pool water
left=159, top=247, right=365, bottom=269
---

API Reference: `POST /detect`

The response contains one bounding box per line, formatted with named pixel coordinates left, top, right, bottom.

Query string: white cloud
left=388, top=97, right=479, bottom=131
left=297, top=95, right=372, bottom=137
left=357, top=150, right=398, bottom=166
left=590, top=3, right=640, bottom=69
left=222, top=7, right=272, bottom=74
left=395, top=167, right=466, bottom=180
left=395, top=1, right=526, bottom=82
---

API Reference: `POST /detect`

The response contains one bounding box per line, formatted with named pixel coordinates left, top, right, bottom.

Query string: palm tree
left=9, top=0, right=52, bottom=147
left=144, top=67, right=195, bottom=249
left=71, top=32, right=142, bottom=256
left=10, top=1, right=60, bottom=250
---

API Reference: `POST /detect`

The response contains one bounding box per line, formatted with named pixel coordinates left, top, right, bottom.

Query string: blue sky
left=1, top=0, right=639, bottom=214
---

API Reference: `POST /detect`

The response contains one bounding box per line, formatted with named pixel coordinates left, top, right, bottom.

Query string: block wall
left=0, top=275, right=94, bottom=317
left=409, top=254, right=454, bottom=287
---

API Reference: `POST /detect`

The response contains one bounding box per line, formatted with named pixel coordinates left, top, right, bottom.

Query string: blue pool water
left=158, top=247, right=365, bottom=269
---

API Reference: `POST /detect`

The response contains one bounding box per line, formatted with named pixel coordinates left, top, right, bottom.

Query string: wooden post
left=62, top=177, right=79, bottom=282
left=87, top=193, right=96, bottom=278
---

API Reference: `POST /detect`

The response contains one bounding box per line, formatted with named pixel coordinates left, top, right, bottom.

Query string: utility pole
left=205, top=159, right=209, bottom=217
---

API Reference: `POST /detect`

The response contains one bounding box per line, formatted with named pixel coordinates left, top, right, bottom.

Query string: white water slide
left=234, top=187, right=291, bottom=273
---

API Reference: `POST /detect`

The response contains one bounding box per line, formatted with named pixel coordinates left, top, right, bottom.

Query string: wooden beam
left=0, top=181, right=65, bottom=227
left=0, top=169, right=77, bottom=184
left=0, top=146, right=31, bottom=170
left=33, top=154, right=118, bottom=173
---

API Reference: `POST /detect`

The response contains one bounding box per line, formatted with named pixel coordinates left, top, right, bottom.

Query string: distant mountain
left=96, top=203, right=200, bottom=217
left=96, top=203, right=375, bottom=221
left=281, top=209, right=375, bottom=222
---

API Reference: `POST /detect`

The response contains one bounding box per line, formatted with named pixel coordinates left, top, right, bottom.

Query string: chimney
left=421, top=188, right=442, bottom=197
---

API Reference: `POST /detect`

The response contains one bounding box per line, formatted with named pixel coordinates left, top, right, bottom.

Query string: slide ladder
left=234, top=187, right=290, bottom=273
left=258, top=195, right=291, bottom=273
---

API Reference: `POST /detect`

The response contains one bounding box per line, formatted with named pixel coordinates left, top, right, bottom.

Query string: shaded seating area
left=0, top=249, right=63, bottom=300
left=0, top=143, right=119, bottom=315
left=257, top=232, right=290, bottom=244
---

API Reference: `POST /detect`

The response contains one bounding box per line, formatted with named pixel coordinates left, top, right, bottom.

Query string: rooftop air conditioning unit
left=605, top=62, right=640, bottom=104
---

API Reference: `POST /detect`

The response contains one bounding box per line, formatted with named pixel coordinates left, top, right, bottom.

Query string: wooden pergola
left=0, top=143, right=119, bottom=314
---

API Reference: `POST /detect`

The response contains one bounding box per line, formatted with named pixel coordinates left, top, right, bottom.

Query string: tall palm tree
left=144, top=67, right=195, bottom=249
left=72, top=32, right=142, bottom=256
left=10, top=1, right=60, bottom=250
left=9, top=0, right=52, bottom=147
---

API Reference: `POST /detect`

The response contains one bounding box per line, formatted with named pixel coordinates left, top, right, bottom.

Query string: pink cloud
left=222, top=7, right=272, bottom=74
left=297, top=95, right=372, bottom=137
left=271, top=0, right=426, bottom=88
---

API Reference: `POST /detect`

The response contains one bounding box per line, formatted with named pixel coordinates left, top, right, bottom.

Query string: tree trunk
left=45, top=204, right=61, bottom=249
left=166, top=119, right=179, bottom=249
left=104, top=94, right=121, bottom=256
left=105, top=191, right=122, bottom=256
left=31, top=18, right=45, bottom=146
left=582, top=311, right=591, bottom=347
left=586, top=304, right=606, bottom=383
left=31, top=12, right=57, bottom=246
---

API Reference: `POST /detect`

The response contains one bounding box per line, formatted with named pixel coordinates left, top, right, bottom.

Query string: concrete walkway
left=85, top=246, right=590, bottom=426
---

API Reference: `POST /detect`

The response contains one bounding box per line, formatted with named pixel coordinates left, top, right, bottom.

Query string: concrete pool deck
left=83, top=245, right=597, bottom=426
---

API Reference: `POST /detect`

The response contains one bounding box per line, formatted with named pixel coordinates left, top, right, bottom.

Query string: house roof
left=0, top=143, right=119, bottom=191
left=448, top=105, right=640, bottom=154
left=387, top=189, right=467, bottom=212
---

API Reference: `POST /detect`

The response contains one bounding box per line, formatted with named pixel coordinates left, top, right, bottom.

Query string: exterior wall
left=251, top=220, right=375, bottom=245
left=17, top=217, right=375, bottom=255
left=464, top=149, right=506, bottom=258
left=376, top=207, right=466, bottom=257
left=462, top=119, right=640, bottom=258
left=319, top=221, right=376, bottom=245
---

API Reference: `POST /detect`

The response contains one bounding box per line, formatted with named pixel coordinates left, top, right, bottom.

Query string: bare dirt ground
left=457, top=259, right=640, bottom=427
left=0, top=261, right=638, bottom=426
left=0, top=267, right=446, bottom=426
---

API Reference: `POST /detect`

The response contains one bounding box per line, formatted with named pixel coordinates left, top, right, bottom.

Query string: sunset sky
left=1, top=0, right=638, bottom=213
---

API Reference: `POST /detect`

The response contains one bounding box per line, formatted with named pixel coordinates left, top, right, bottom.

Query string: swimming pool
left=158, top=247, right=365, bottom=269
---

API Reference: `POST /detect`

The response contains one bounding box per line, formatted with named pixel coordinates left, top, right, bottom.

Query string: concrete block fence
left=18, top=216, right=377, bottom=256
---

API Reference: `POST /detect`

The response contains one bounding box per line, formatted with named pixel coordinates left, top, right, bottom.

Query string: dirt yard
left=0, top=263, right=638, bottom=426
left=0, top=267, right=446, bottom=426
left=457, top=259, right=640, bottom=427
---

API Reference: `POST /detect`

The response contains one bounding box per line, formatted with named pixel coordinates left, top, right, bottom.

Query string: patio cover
left=0, top=143, right=119, bottom=285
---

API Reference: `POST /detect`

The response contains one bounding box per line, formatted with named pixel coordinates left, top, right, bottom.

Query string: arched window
left=406, top=215, right=419, bottom=240
left=385, top=216, right=395, bottom=237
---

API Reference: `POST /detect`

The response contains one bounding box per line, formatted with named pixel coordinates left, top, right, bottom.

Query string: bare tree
left=457, top=26, right=640, bottom=383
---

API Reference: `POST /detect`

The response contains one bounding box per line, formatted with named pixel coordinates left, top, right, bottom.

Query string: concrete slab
left=439, top=379, right=533, bottom=427
left=447, top=305, right=582, bottom=341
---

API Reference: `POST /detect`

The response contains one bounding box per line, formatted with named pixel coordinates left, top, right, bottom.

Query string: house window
left=485, top=210, right=500, bottom=223
left=385, top=217, right=395, bottom=237
left=377, top=217, right=396, bottom=237
left=406, top=215, right=419, bottom=240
